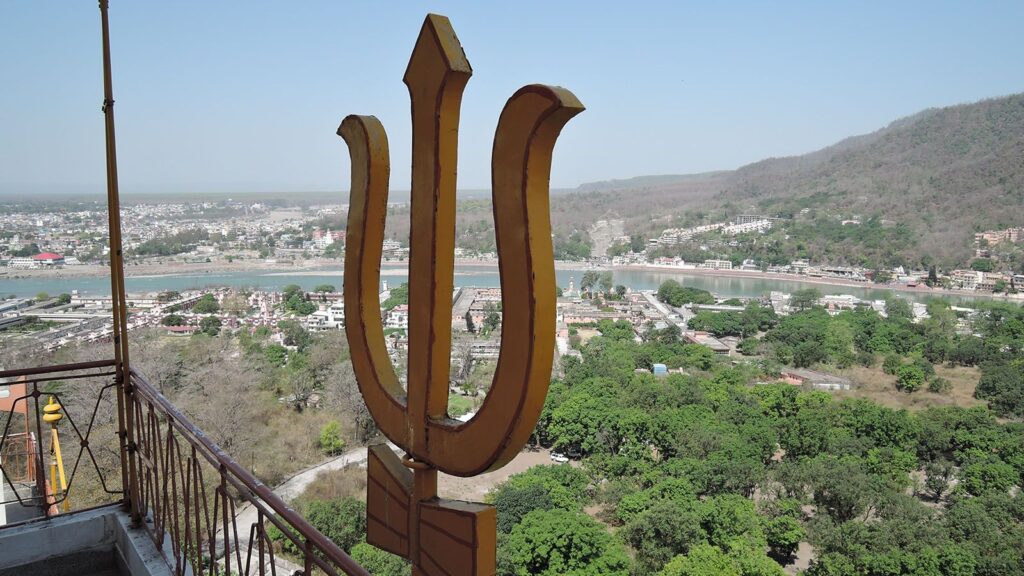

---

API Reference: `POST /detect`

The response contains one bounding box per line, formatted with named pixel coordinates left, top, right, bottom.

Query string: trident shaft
left=340, top=14, right=582, bottom=575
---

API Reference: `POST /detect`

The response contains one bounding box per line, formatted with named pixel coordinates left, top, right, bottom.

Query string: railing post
left=221, top=470, right=231, bottom=576
left=31, top=388, right=48, bottom=518
left=305, top=537, right=314, bottom=576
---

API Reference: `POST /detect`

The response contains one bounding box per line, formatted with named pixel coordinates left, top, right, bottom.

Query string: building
left=684, top=332, right=731, bottom=355
left=698, top=259, right=733, bottom=270
left=722, top=219, right=773, bottom=235
left=385, top=304, right=409, bottom=330
left=7, top=253, right=65, bottom=269
left=6, top=257, right=37, bottom=269
left=949, top=270, right=981, bottom=291
left=779, top=368, right=852, bottom=391
left=312, top=229, right=345, bottom=249
left=306, top=302, right=345, bottom=331
left=32, top=252, right=65, bottom=267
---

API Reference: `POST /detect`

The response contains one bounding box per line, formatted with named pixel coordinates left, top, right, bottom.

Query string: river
left=0, top=264, right=989, bottom=305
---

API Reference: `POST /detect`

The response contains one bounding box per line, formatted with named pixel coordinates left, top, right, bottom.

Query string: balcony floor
left=0, top=505, right=172, bottom=576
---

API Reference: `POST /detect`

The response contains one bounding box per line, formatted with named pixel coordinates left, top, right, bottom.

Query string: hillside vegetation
left=559, top=93, right=1024, bottom=266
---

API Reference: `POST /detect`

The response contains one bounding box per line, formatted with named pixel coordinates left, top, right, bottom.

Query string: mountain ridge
left=563, top=92, right=1024, bottom=266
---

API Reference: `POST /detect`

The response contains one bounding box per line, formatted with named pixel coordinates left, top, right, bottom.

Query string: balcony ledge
left=0, top=505, right=175, bottom=576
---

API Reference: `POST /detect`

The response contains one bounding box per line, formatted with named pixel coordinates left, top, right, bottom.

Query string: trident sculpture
left=339, top=13, right=582, bottom=576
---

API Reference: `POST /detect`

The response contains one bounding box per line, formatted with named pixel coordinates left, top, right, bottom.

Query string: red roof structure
left=32, top=252, right=63, bottom=260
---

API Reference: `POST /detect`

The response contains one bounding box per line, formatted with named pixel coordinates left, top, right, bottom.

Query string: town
left=3, top=200, right=1024, bottom=297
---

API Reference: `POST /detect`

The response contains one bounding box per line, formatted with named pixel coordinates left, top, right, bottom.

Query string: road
left=223, top=442, right=396, bottom=574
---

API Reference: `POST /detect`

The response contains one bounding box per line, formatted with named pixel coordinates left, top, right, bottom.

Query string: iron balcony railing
left=0, top=360, right=122, bottom=519
left=0, top=361, right=370, bottom=576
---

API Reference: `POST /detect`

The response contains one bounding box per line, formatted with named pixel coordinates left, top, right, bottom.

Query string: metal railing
left=1, top=361, right=369, bottom=575
left=0, top=360, right=122, bottom=520
left=126, top=369, right=369, bottom=576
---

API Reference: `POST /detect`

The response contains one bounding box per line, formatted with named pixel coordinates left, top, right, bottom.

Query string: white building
left=305, top=302, right=345, bottom=331
left=698, top=259, right=733, bottom=270
left=385, top=304, right=409, bottom=330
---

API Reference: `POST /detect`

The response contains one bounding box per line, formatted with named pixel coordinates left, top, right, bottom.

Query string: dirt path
left=438, top=448, right=553, bottom=501
left=225, top=442, right=396, bottom=573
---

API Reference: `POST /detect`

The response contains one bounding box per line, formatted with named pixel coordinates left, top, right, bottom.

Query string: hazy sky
left=3, top=1, right=1023, bottom=196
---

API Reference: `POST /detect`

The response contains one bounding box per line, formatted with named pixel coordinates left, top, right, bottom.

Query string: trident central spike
left=339, top=13, right=582, bottom=575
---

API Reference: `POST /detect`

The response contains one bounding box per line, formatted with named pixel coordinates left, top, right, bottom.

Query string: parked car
left=550, top=452, right=569, bottom=463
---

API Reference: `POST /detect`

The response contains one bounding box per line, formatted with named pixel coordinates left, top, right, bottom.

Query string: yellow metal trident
left=339, top=14, right=582, bottom=576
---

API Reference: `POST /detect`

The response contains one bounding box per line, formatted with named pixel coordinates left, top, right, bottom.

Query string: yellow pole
left=42, top=397, right=69, bottom=512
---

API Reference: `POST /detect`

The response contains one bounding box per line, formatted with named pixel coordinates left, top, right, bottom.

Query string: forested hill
left=567, top=93, right=1024, bottom=266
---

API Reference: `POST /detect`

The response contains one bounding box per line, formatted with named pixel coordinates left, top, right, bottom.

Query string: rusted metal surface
left=0, top=361, right=121, bottom=523
left=341, top=13, right=582, bottom=575
left=127, top=369, right=370, bottom=576
left=1, top=360, right=371, bottom=574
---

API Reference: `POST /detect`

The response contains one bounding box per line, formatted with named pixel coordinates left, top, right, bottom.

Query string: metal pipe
left=0, top=359, right=116, bottom=379
left=97, top=0, right=139, bottom=523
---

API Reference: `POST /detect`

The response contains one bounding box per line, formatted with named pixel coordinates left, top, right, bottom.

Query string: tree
left=56, top=293, right=72, bottom=305
left=199, top=315, right=222, bottom=336
left=738, top=338, right=760, bottom=356
left=598, top=271, right=614, bottom=294
left=959, top=457, right=1018, bottom=496
left=657, top=280, right=714, bottom=307
left=483, top=303, right=501, bottom=333
left=464, top=310, right=476, bottom=333
left=161, top=314, right=185, bottom=326
left=882, top=354, right=902, bottom=375
left=660, top=543, right=784, bottom=576
left=885, top=297, right=912, bottom=320
left=35, top=291, right=49, bottom=301
left=192, top=293, right=220, bottom=313
left=278, top=319, right=311, bottom=351
left=282, top=284, right=303, bottom=300
left=286, top=292, right=317, bottom=315
left=623, top=499, right=706, bottom=574
left=500, top=465, right=590, bottom=511
left=895, top=364, right=925, bottom=392
left=503, top=509, right=630, bottom=576
left=764, top=515, right=804, bottom=561
left=491, top=482, right=554, bottom=533
left=319, top=421, right=346, bottom=455
left=264, top=344, right=288, bottom=366
left=970, top=258, right=994, bottom=272
left=974, top=361, right=1024, bottom=417
left=313, top=284, right=336, bottom=293
left=789, top=288, right=822, bottom=312
left=382, top=283, right=409, bottom=310
left=924, top=459, right=953, bottom=501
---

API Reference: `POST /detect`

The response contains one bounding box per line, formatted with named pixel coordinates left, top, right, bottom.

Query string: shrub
left=882, top=354, right=902, bottom=375
left=319, top=421, right=346, bottom=455
left=895, top=364, right=925, bottom=392
left=928, top=377, right=952, bottom=394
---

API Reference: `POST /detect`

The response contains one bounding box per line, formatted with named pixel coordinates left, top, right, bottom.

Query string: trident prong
left=340, top=13, right=582, bottom=575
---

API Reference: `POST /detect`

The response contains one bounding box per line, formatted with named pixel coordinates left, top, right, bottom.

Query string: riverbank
left=0, top=259, right=332, bottom=280
left=0, top=257, right=592, bottom=281
left=609, top=263, right=1018, bottom=302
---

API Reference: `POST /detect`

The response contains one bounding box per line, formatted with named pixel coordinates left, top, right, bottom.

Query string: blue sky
left=2, top=1, right=1023, bottom=196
